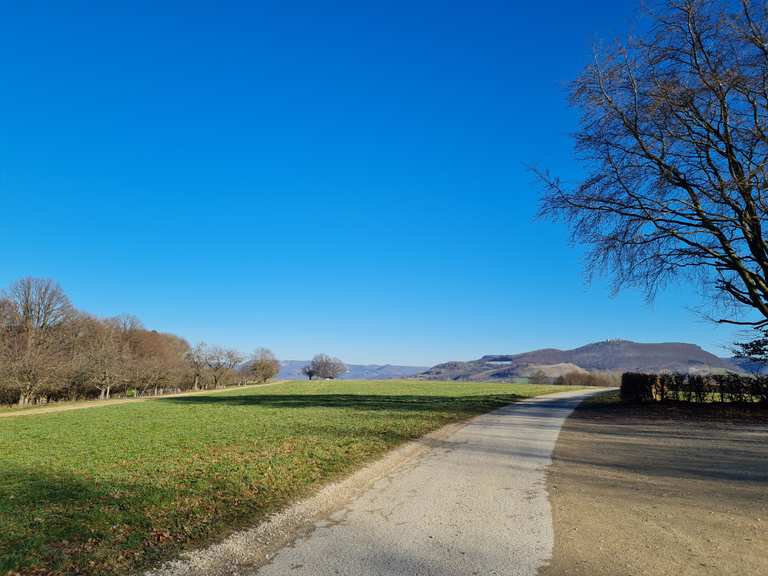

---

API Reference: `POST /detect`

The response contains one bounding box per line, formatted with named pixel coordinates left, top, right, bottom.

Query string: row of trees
left=527, top=370, right=619, bottom=386
left=0, top=277, right=280, bottom=406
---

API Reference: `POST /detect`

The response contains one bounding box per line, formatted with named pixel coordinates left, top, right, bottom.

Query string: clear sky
left=0, top=0, right=745, bottom=365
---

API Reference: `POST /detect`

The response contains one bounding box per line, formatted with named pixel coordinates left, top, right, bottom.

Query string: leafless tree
left=529, top=369, right=549, bottom=385
left=3, top=277, right=73, bottom=333
left=539, top=0, right=768, bottom=328
left=248, top=348, right=280, bottom=383
left=81, top=317, right=128, bottom=400
left=0, top=278, right=74, bottom=404
left=306, top=354, right=346, bottom=380
left=202, top=344, right=243, bottom=388
left=186, top=342, right=209, bottom=390
left=301, top=364, right=316, bottom=380
left=0, top=277, right=256, bottom=405
left=122, top=323, right=189, bottom=396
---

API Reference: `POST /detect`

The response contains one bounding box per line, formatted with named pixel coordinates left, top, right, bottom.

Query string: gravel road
left=252, top=389, right=601, bottom=576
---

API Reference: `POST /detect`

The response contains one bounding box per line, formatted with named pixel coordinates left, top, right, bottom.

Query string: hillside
left=420, top=340, right=740, bottom=381
left=278, top=361, right=428, bottom=381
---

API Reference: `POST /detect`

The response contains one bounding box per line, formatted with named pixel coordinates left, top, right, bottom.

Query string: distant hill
left=420, top=340, right=741, bottom=381
left=278, top=360, right=428, bottom=381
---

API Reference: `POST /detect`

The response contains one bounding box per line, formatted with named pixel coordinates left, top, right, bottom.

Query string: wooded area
left=0, top=277, right=274, bottom=406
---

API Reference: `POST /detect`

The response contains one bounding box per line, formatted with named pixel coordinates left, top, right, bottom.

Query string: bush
left=529, top=370, right=550, bottom=384
left=620, top=373, right=656, bottom=402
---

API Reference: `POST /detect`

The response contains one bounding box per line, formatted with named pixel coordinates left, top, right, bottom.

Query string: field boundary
left=0, top=380, right=288, bottom=419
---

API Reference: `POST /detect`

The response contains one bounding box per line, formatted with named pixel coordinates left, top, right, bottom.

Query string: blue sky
left=0, top=0, right=744, bottom=365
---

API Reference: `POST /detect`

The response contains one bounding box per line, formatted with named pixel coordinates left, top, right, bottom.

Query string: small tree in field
left=529, top=369, right=549, bottom=385
left=304, top=354, right=346, bottom=380
left=248, top=348, right=280, bottom=383
left=301, top=364, right=316, bottom=380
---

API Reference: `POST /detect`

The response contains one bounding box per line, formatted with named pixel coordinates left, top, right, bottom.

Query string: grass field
left=0, top=379, right=563, bottom=576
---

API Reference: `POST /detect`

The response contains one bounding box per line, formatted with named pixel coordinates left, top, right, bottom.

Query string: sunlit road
left=254, top=389, right=603, bottom=576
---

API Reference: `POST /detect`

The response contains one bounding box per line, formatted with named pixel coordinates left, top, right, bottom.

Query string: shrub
left=529, top=370, right=550, bottom=385
left=620, top=373, right=656, bottom=402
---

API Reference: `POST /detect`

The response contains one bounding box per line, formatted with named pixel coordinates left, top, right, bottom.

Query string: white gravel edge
left=143, top=417, right=474, bottom=576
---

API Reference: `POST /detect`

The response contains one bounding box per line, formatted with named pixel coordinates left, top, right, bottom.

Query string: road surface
left=254, top=389, right=601, bottom=576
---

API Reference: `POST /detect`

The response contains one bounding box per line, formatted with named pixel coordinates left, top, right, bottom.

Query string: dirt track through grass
left=0, top=380, right=562, bottom=576
left=0, top=381, right=286, bottom=418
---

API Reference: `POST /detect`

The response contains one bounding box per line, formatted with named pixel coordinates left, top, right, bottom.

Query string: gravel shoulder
left=542, top=393, right=768, bottom=576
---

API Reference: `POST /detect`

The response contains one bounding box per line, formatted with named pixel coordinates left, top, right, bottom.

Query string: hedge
left=620, top=372, right=768, bottom=404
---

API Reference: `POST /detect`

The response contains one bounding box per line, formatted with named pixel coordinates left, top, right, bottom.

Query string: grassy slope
left=0, top=380, right=562, bottom=576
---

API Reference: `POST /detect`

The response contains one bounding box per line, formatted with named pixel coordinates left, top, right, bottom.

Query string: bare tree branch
left=539, top=0, right=768, bottom=327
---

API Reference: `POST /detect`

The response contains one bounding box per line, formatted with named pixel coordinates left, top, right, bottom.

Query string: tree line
left=0, top=277, right=282, bottom=406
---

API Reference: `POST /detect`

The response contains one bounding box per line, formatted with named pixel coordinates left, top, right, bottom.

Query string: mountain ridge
left=420, top=340, right=741, bottom=381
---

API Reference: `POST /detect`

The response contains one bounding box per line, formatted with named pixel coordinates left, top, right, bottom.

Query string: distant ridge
left=419, top=340, right=741, bottom=381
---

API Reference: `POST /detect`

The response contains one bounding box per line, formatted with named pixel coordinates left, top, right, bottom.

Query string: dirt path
left=0, top=381, right=286, bottom=419
left=148, top=389, right=605, bottom=576
left=542, top=395, right=768, bottom=576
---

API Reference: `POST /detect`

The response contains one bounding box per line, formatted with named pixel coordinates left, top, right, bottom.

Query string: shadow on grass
left=0, top=464, right=279, bottom=576
left=157, top=393, right=526, bottom=412
left=1, top=392, right=577, bottom=576
left=0, top=468, right=161, bottom=575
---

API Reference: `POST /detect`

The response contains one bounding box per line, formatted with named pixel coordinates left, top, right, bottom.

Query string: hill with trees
left=420, top=340, right=740, bottom=381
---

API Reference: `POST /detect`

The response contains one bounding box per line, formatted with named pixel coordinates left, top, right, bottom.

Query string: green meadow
left=0, top=380, right=562, bottom=575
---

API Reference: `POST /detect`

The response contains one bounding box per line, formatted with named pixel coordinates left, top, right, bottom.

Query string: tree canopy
left=540, top=0, right=768, bottom=329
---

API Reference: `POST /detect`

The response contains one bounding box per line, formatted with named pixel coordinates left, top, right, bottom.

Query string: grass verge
left=0, top=381, right=285, bottom=416
left=1, top=380, right=562, bottom=576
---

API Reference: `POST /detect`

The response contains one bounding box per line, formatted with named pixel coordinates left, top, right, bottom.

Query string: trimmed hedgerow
left=621, top=372, right=768, bottom=404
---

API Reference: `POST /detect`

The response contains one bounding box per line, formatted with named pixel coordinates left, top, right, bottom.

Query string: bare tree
left=81, top=318, right=127, bottom=400
left=6, top=277, right=73, bottom=328
left=0, top=276, right=262, bottom=405
left=0, top=278, right=74, bottom=404
left=539, top=0, right=768, bottom=329
left=203, top=345, right=243, bottom=388
left=186, top=342, right=209, bottom=390
left=301, top=364, right=316, bottom=380
left=529, top=369, right=549, bottom=385
left=306, top=354, right=346, bottom=380
left=124, top=324, right=190, bottom=396
left=248, top=348, right=280, bottom=383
